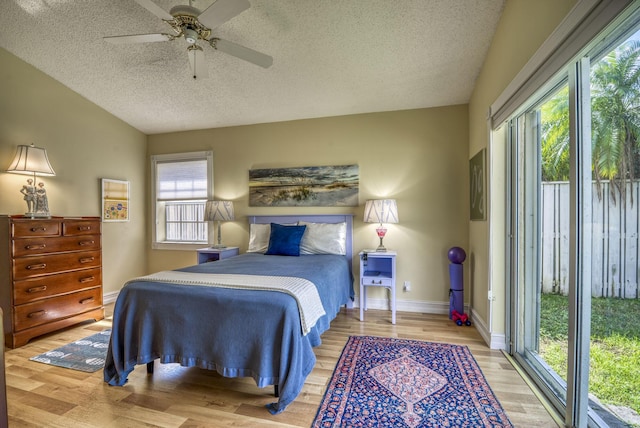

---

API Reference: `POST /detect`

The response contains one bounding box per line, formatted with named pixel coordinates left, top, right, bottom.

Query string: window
left=151, top=151, right=213, bottom=249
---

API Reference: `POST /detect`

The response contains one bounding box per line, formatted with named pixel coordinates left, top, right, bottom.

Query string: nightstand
left=359, top=250, right=397, bottom=324
left=196, top=247, right=239, bottom=264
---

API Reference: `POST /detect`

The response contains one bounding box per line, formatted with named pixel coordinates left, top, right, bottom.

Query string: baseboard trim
left=103, top=290, right=119, bottom=305
left=360, top=297, right=449, bottom=315
left=470, top=306, right=506, bottom=350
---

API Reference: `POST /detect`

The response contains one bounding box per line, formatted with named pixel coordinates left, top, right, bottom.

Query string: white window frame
left=151, top=151, right=213, bottom=250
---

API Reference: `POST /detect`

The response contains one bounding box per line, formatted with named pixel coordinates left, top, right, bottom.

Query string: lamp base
left=375, top=236, right=387, bottom=252
left=210, top=244, right=227, bottom=249
left=25, top=211, right=51, bottom=219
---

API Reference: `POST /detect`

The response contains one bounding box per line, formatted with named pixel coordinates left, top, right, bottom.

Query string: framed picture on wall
left=469, top=149, right=486, bottom=221
left=101, top=178, right=129, bottom=222
left=248, top=164, right=359, bottom=207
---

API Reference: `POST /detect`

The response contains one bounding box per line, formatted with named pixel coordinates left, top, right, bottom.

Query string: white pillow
left=247, top=223, right=270, bottom=253
left=247, top=223, right=298, bottom=253
left=299, top=221, right=347, bottom=255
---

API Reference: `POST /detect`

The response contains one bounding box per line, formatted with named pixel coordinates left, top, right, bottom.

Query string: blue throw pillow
left=265, top=223, right=307, bottom=256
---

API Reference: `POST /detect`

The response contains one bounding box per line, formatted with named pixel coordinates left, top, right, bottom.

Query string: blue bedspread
left=103, top=253, right=353, bottom=414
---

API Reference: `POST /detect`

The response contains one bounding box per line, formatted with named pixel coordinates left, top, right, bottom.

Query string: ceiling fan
left=104, top=0, right=273, bottom=79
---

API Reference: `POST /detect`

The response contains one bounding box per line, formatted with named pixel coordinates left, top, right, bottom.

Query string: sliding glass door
left=510, top=81, right=573, bottom=414
left=506, top=21, right=640, bottom=428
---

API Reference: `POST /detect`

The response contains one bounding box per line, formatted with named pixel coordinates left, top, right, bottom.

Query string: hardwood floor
left=4, top=304, right=560, bottom=427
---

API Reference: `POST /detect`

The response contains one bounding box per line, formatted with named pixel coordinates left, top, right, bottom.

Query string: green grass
left=539, top=294, right=640, bottom=417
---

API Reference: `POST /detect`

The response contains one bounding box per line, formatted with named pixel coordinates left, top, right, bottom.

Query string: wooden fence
left=541, top=181, right=639, bottom=298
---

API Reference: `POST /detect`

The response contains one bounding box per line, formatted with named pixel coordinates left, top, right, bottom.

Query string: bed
left=103, top=214, right=354, bottom=414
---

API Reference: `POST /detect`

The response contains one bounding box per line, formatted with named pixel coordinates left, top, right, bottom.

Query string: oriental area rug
left=312, top=336, right=513, bottom=428
left=30, top=329, right=111, bottom=373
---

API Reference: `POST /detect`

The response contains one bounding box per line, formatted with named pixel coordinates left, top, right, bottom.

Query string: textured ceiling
left=0, top=0, right=505, bottom=135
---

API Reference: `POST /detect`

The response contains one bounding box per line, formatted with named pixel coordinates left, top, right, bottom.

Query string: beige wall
left=0, top=48, right=148, bottom=297
left=468, top=0, right=577, bottom=339
left=0, top=0, right=583, bottom=344
left=148, top=106, right=469, bottom=309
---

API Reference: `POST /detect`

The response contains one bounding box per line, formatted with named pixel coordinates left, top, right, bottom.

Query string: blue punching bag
left=448, top=247, right=466, bottom=319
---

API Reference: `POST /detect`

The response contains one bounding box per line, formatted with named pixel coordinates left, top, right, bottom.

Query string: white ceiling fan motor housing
left=169, top=5, right=201, bottom=18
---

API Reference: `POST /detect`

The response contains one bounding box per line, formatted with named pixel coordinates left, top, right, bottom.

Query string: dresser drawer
left=63, top=219, right=100, bottom=236
left=12, top=220, right=60, bottom=238
left=12, top=235, right=101, bottom=257
left=12, top=250, right=102, bottom=280
left=14, top=287, right=102, bottom=331
left=13, top=268, right=102, bottom=305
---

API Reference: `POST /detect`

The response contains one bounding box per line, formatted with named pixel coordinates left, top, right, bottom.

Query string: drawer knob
left=26, top=263, right=46, bottom=270
left=78, top=240, right=95, bottom=246
left=78, top=226, right=92, bottom=231
left=371, top=280, right=382, bottom=285
left=27, top=285, right=47, bottom=293
left=80, top=297, right=95, bottom=305
left=27, top=310, right=46, bottom=318
left=25, top=244, right=46, bottom=250
left=79, top=257, right=95, bottom=263
left=79, top=276, right=95, bottom=283
left=30, top=227, right=47, bottom=232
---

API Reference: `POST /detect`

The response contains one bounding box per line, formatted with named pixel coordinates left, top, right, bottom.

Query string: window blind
left=157, top=159, right=208, bottom=201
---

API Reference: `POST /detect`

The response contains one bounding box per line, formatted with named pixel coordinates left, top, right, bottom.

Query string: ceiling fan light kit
left=104, top=0, right=272, bottom=79
left=182, top=28, right=199, bottom=44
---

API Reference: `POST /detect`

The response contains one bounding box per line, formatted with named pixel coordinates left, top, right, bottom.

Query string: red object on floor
left=451, top=310, right=471, bottom=326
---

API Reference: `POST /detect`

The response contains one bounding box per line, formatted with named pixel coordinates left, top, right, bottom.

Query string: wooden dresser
left=0, top=215, right=104, bottom=348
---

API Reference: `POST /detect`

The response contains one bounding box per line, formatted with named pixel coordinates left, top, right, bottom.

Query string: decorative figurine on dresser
left=18, top=179, right=51, bottom=217
left=0, top=215, right=104, bottom=348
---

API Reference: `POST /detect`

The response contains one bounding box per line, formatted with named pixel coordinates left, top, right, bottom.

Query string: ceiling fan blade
left=198, top=0, right=250, bottom=30
left=211, top=38, right=273, bottom=68
left=104, top=33, right=173, bottom=44
left=133, top=0, right=174, bottom=21
left=188, top=46, right=209, bottom=79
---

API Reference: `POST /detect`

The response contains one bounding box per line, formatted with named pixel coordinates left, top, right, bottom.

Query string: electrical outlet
left=404, top=281, right=411, bottom=292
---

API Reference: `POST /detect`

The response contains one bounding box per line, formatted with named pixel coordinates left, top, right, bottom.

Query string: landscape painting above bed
left=249, top=164, right=359, bottom=206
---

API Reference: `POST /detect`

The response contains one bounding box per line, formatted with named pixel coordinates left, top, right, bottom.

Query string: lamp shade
left=6, top=144, right=56, bottom=176
left=363, top=199, right=399, bottom=224
left=205, top=200, right=235, bottom=222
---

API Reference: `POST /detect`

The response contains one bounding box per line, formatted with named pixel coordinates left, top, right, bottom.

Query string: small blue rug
left=30, top=329, right=111, bottom=373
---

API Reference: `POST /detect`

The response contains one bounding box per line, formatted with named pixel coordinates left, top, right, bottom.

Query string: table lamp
left=6, top=143, right=56, bottom=218
left=363, top=199, right=398, bottom=252
left=205, top=200, right=235, bottom=248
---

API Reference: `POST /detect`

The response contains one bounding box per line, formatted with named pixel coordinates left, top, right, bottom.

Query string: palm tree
left=541, top=86, right=570, bottom=182
left=591, top=40, right=640, bottom=202
left=540, top=40, right=640, bottom=203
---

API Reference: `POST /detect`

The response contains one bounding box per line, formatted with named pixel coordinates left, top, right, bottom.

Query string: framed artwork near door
left=469, top=149, right=486, bottom=221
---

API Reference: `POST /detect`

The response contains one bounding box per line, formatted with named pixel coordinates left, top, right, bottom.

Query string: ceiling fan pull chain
left=192, top=45, right=197, bottom=79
